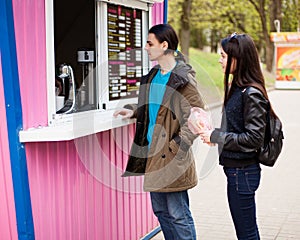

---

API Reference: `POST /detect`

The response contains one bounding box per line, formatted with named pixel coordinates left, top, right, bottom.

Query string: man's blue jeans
left=224, top=163, right=261, bottom=240
left=150, top=191, right=196, bottom=240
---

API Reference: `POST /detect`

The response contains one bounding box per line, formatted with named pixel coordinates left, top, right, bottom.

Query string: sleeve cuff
left=211, top=129, right=222, bottom=143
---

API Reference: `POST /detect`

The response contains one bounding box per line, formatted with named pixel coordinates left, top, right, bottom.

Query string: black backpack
left=258, top=104, right=284, bottom=167
left=243, top=87, right=284, bottom=167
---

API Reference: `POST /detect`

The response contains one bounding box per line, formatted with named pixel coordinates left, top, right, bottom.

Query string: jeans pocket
left=244, top=170, right=261, bottom=193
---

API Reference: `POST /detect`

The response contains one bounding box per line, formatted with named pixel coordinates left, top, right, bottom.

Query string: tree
left=281, top=0, right=300, bottom=31
left=188, top=0, right=262, bottom=53
left=168, top=0, right=299, bottom=72
left=248, top=0, right=281, bottom=72
left=179, top=0, right=193, bottom=59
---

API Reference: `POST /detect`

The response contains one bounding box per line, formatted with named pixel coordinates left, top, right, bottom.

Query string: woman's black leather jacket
left=211, top=86, right=268, bottom=167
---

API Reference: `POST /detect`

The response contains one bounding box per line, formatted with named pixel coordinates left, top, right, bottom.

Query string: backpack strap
left=242, top=87, right=270, bottom=144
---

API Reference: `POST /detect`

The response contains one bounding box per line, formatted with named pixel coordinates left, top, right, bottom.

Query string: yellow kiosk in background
left=270, top=32, right=300, bottom=89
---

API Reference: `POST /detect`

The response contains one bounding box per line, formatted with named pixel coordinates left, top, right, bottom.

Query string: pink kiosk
left=1, top=0, right=167, bottom=239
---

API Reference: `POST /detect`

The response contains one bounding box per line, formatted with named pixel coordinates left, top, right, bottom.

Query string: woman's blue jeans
left=224, top=163, right=261, bottom=240
left=150, top=191, right=196, bottom=240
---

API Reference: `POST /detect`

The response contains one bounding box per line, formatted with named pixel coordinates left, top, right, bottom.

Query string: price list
left=107, top=4, right=143, bottom=100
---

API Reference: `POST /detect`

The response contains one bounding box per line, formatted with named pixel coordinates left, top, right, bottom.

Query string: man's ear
left=162, top=41, right=168, bottom=51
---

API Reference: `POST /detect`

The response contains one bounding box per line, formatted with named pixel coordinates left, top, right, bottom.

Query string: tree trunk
left=179, top=0, right=192, bottom=61
left=210, top=29, right=218, bottom=53
left=250, top=0, right=281, bottom=72
left=266, top=0, right=282, bottom=72
left=265, top=40, right=274, bottom=72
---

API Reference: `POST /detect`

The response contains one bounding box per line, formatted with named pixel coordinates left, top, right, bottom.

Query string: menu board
left=107, top=4, right=143, bottom=100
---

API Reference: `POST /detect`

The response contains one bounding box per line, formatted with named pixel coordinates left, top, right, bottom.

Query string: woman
left=114, top=24, right=205, bottom=240
left=194, top=33, right=274, bottom=239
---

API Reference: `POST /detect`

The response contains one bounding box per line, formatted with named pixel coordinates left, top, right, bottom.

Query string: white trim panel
left=19, top=110, right=135, bottom=142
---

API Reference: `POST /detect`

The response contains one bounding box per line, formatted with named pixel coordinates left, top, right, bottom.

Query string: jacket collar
left=143, top=61, right=194, bottom=90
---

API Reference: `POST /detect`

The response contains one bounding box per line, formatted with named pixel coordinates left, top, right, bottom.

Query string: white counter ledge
left=19, top=110, right=135, bottom=143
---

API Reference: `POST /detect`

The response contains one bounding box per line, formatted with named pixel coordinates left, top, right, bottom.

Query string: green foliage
left=281, top=0, right=300, bottom=31
left=167, top=0, right=184, bottom=30
left=189, top=48, right=223, bottom=89
left=168, top=0, right=299, bottom=53
left=188, top=48, right=224, bottom=104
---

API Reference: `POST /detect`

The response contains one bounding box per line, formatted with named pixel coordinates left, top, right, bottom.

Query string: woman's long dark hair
left=221, top=33, right=275, bottom=116
left=148, top=24, right=186, bottom=63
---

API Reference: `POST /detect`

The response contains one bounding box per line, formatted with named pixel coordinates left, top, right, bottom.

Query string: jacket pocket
left=169, top=138, right=179, bottom=155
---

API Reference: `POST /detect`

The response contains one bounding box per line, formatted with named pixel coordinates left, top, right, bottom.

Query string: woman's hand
left=113, top=108, right=134, bottom=119
left=187, top=107, right=213, bottom=135
left=199, top=129, right=214, bottom=145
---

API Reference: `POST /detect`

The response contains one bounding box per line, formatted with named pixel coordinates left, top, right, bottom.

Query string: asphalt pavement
left=151, top=89, right=300, bottom=240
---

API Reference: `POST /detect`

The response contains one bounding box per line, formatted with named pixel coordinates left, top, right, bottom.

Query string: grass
left=189, top=48, right=223, bottom=88
left=188, top=47, right=276, bottom=105
left=188, top=48, right=224, bottom=104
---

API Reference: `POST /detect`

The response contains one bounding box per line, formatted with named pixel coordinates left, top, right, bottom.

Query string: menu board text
left=107, top=4, right=143, bottom=100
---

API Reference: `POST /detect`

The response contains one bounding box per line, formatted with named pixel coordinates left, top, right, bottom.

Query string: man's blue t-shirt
left=147, top=70, right=171, bottom=146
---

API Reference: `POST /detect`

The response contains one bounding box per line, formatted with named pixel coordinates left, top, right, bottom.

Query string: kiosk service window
left=46, top=0, right=152, bottom=126
left=19, top=0, right=162, bottom=142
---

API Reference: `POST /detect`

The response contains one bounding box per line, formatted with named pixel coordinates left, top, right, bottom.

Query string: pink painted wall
left=152, top=1, right=164, bottom=25
left=26, top=126, right=158, bottom=240
left=12, top=0, right=47, bottom=129
left=9, top=1, right=165, bottom=239
left=0, top=58, right=18, bottom=239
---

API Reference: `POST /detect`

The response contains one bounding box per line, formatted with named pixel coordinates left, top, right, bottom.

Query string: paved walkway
left=151, top=89, right=300, bottom=240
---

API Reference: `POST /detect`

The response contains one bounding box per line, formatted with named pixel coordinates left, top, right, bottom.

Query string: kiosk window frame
left=45, top=0, right=151, bottom=126
left=97, top=0, right=150, bottom=110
